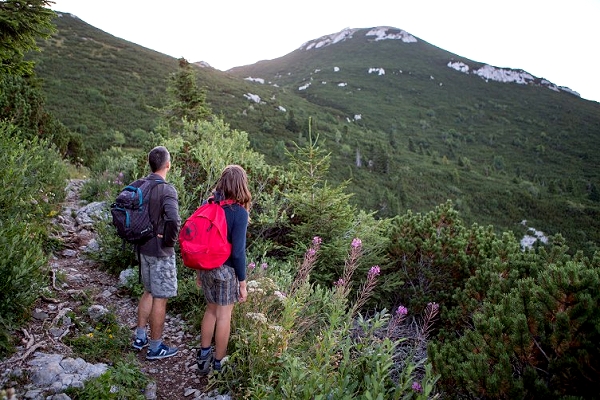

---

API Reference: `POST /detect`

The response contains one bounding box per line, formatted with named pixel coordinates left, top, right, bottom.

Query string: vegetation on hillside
left=28, top=17, right=600, bottom=257
left=2, top=9, right=599, bottom=399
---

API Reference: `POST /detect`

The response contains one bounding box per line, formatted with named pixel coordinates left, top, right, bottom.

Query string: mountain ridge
left=227, top=25, right=580, bottom=98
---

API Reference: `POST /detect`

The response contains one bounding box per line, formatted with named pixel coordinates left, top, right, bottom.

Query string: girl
left=196, top=165, right=251, bottom=374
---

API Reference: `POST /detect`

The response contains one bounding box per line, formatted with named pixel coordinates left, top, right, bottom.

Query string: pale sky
left=50, top=0, right=600, bottom=103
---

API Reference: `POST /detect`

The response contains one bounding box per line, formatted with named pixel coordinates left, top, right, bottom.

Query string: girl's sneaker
left=197, top=348, right=213, bottom=375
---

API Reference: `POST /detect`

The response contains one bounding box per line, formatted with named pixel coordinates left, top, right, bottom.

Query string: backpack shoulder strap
left=146, top=179, right=167, bottom=234
left=217, top=199, right=237, bottom=207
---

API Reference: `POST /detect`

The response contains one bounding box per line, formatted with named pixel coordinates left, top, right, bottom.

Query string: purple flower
left=396, top=305, right=408, bottom=316
left=312, top=236, right=322, bottom=246
left=307, top=248, right=316, bottom=256
left=261, top=262, right=268, bottom=270
left=248, top=262, right=256, bottom=269
left=412, top=381, right=422, bottom=393
left=334, top=278, right=345, bottom=287
left=115, top=171, right=124, bottom=185
left=351, top=238, right=362, bottom=248
left=428, top=302, right=439, bottom=312
left=368, top=265, right=380, bottom=278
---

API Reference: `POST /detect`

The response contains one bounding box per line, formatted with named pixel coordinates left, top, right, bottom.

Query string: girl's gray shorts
left=199, top=265, right=239, bottom=305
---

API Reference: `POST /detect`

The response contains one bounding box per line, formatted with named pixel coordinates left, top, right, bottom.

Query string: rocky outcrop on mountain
left=447, top=60, right=580, bottom=96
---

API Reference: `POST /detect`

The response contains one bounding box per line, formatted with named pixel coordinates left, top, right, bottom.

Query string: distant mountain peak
left=299, top=26, right=417, bottom=51
left=192, top=61, right=212, bottom=68
left=364, top=27, right=417, bottom=43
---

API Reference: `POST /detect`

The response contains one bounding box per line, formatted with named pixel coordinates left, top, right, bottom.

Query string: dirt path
left=0, top=180, right=212, bottom=399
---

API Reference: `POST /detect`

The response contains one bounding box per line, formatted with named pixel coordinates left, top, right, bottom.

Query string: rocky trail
left=0, top=180, right=227, bottom=400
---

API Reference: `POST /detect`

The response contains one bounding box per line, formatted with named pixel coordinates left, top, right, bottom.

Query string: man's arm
left=161, top=185, right=180, bottom=247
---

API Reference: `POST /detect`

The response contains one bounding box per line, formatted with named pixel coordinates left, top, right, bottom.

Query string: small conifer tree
left=159, top=58, right=212, bottom=131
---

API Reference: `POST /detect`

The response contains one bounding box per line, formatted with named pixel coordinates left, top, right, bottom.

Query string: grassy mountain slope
left=230, top=28, right=600, bottom=252
left=30, top=13, right=327, bottom=156
left=31, top=13, right=177, bottom=137
left=30, top=17, right=600, bottom=254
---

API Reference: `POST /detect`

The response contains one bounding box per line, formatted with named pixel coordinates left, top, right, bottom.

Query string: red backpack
left=179, top=198, right=236, bottom=270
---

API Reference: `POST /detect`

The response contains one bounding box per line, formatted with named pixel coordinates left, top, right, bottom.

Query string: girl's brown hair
left=215, top=164, right=252, bottom=211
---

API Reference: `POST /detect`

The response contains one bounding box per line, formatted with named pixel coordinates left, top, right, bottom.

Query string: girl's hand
left=239, top=280, right=248, bottom=302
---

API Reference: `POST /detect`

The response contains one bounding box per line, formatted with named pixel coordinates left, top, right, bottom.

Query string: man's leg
left=149, top=297, right=168, bottom=340
left=144, top=254, right=178, bottom=359
left=137, top=291, right=153, bottom=330
left=133, top=291, right=153, bottom=349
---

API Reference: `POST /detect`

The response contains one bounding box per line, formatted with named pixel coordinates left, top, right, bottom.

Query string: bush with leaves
left=387, top=200, right=600, bottom=397
left=0, top=121, right=67, bottom=356
left=173, top=118, right=276, bottom=214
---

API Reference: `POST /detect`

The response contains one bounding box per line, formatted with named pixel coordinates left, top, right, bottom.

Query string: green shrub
left=88, top=214, right=137, bottom=276
left=430, top=252, right=600, bottom=398
left=0, top=123, right=67, bottom=222
left=0, top=220, right=47, bottom=356
left=0, top=121, right=67, bottom=356
left=80, top=148, right=142, bottom=202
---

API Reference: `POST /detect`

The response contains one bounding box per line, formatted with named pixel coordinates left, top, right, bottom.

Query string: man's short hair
left=148, top=146, right=170, bottom=172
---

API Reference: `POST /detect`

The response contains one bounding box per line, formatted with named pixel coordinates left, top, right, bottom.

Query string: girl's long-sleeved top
left=222, top=203, right=248, bottom=282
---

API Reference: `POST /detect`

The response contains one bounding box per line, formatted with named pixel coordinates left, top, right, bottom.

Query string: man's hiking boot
left=197, top=348, right=213, bottom=376
left=132, top=337, right=148, bottom=350
left=146, top=343, right=178, bottom=360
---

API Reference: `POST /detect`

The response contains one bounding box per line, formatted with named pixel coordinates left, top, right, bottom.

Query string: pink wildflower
left=351, top=238, right=362, bottom=248
left=412, top=382, right=422, bottom=393
left=368, top=265, right=380, bottom=278
left=396, top=305, right=408, bottom=316
left=248, top=262, right=256, bottom=269
left=261, top=262, right=268, bottom=270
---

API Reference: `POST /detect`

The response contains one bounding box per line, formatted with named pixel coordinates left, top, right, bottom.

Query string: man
left=132, top=146, right=181, bottom=360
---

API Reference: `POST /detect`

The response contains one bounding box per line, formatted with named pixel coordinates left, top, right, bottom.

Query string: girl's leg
left=213, top=303, right=235, bottom=360
left=200, top=302, right=218, bottom=348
